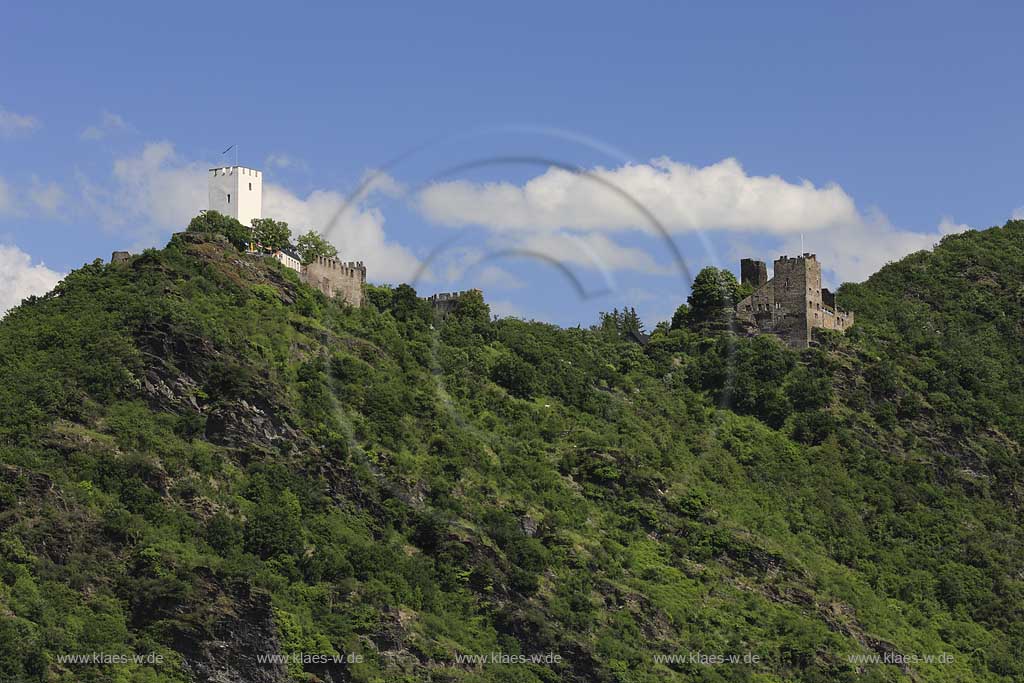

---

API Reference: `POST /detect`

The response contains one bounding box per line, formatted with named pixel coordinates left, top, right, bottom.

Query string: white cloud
left=0, top=245, right=63, bottom=317
left=28, top=178, right=65, bottom=215
left=359, top=170, right=406, bottom=199
left=937, top=215, right=971, bottom=235
left=424, top=231, right=668, bottom=293
left=262, top=180, right=421, bottom=284
left=476, top=265, right=525, bottom=290
left=0, top=107, right=39, bottom=137
left=488, top=299, right=528, bottom=319
left=431, top=246, right=524, bottom=290
left=436, top=246, right=483, bottom=285
left=80, top=142, right=207, bottom=246
left=776, top=213, right=971, bottom=284
left=0, top=176, right=65, bottom=218
left=265, top=153, right=307, bottom=171
left=416, top=157, right=987, bottom=284
left=418, top=157, right=859, bottom=235
left=512, top=231, right=672, bottom=276
left=81, top=112, right=129, bottom=141
left=1012, top=207, right=1024, bottom=220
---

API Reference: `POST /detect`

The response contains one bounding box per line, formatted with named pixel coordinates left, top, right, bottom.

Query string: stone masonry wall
left=771, top=255, right=814, bottom=348
left=740, top=258, right=768, bottom=288
left=301, top=257, right=366, bottom=308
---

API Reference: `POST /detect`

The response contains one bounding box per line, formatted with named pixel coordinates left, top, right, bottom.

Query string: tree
left=670, top=303, right=690, bottom=330
left=391, top=283, right=426, bottom=322
left=490, top=352, right=539, bottom=399
left=596, top=307, right=646, bottom=341
left=187, top=210, right=249, bottom=251
left=687, top=267, right=742, bottom=322
left=295, top=230, right=338, bottom=265
left=452, top=290, right=490, bottom=326
left=597, top=308, right=622, bottom=337
left=251, top=217, right=292, bottom=252
left=621, top=307, right=645, bottom=337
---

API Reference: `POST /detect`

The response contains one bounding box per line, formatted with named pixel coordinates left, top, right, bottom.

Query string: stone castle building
left=426, top=289, right=481, bottom=317
left=735, top=253, right=854, bottom=348
left=208, top=165, right=366, bottom=308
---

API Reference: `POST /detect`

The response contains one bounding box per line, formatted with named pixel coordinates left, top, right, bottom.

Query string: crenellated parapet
left=425, top=289, right=482, bottom=316
left=426, top=290, right=477, bottom=302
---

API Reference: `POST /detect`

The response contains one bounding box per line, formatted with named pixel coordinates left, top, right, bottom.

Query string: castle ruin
left=426, top=289, right=481, bottom=317
left=735, top=254, right=854, bottom=348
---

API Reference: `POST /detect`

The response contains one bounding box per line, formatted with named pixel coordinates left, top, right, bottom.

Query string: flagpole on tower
left=222, top=144, right=237, bottom=167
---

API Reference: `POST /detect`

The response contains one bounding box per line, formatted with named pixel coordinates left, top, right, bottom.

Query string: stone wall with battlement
left=301, top=256, right=366, bottom=308
left=426, top=289, right=480, bottom=316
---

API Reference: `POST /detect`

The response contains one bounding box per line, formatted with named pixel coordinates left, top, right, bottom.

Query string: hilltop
left=0, top=221, right=1022, bottom=683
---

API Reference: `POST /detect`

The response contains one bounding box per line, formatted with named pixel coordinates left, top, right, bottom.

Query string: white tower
left=208, top=166, right=262, bottom=228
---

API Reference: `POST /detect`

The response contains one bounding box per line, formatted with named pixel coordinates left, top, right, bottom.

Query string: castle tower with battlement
left=209, top=166, right=262, bottom=228
left=735, top=253, right=854, bottom=348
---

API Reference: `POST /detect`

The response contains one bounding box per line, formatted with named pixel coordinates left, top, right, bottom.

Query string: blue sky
left=2, top=1, right=1022, bottom=325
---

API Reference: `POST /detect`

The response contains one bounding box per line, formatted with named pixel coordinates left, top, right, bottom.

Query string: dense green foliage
left=687, top=266, right=744, bottom=323
left=187, top=210, right=250, bottom=251
left=295, top=230, right=339, bottom=265
left=251, top=218, right=293, bottom=253
left=0, top=221, right=1022, bottom=682
left=597, top=307, right=646, bottom=340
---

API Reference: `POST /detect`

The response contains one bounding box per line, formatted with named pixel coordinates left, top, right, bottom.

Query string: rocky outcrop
left=172, top=572, right=289, bottom=683
left=132, top=308, right=302, bottom=455
left=204, top=397, right=299, bottom=451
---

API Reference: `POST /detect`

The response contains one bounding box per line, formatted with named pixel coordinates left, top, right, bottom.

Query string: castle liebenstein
left=735, top=253, right=854, bottom=348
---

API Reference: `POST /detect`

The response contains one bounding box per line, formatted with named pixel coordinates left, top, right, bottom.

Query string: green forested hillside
left=0, top=221, right=1022, bottom=683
